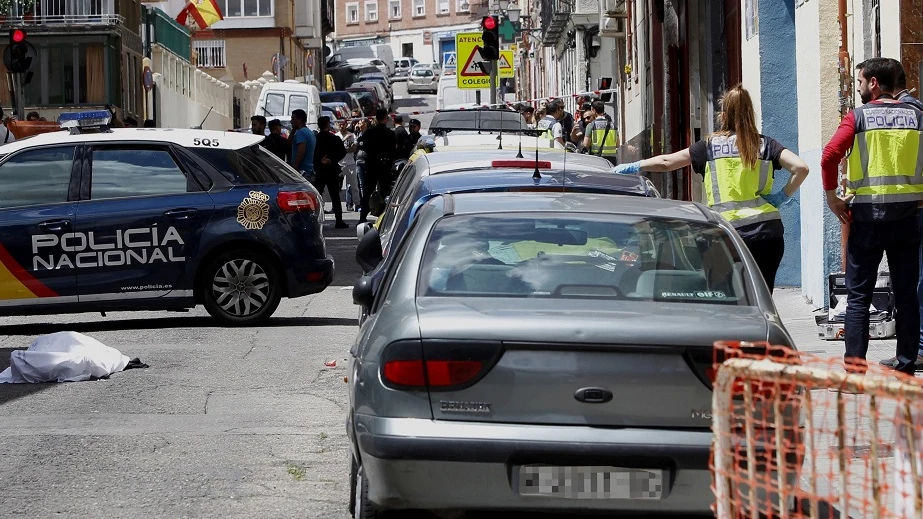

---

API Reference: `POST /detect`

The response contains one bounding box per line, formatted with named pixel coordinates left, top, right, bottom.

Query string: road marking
left=324, top=236, right=357, bottom=241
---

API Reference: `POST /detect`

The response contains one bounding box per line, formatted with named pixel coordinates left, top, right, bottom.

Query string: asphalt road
left=0, top=88, right=711, bottom=517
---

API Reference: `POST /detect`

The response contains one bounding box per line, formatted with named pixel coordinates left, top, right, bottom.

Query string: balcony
left=540, top=0, right=571, bottom=47
left=2, top=0, right=123, bottom=27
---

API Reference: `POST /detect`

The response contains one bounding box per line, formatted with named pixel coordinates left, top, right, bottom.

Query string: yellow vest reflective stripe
left=846, top=103, right=923, bottom=204
left=590, top=118, right=618, bottom=156
left=703, top=134, right=780, bottom=227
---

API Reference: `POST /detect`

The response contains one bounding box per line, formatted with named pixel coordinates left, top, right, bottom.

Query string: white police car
left=0, top=111, right=333, bottom=325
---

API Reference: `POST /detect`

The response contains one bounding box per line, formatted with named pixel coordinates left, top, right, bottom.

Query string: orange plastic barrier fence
left=710, top=340, right=923, bottom=519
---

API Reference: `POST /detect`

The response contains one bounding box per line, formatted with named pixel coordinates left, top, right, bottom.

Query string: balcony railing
left=4, top=0, right=121, bottom=26
left=540, top=0, right=571, bottom=46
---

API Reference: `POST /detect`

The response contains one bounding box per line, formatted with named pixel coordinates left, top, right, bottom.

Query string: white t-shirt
left=0, top=125, right=15, bottom=145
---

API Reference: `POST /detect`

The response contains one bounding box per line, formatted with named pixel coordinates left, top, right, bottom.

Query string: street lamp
left=506, top=6, right=520, bottom=23
left=497, top=0, right=510, bottom=10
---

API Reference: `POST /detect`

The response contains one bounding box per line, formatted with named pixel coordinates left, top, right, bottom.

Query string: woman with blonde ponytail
left=613, top=84, right=810, bottom=292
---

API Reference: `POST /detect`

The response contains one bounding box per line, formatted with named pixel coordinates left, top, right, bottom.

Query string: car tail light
left=277, top=190, right=319, bottom=213
left=380, top=340, right=502, bottom=391
left=685, top=341, right=800, bottom=398
left=491, top=160, right=552, bottom=169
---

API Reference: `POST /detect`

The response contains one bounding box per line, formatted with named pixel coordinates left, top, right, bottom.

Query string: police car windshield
left=191, top=145, right=305, bottom=184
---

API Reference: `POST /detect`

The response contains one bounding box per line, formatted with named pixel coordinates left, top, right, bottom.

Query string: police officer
left=614, top=84, right=810, bottom=293
left=357, top=109, right=396, bottom=222
left=536, top=100, right=565, bottom=148
left=583, top=100, right=618, bottom=164
left=823, top=57, right=923, bottom=375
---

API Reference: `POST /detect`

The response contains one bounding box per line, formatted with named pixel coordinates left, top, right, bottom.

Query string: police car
left=0, top=111, right=333, bottom=326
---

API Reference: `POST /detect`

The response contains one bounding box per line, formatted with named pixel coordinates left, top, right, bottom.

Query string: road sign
left=423, top=31, right=432, bottom=45
left=443, top=51, right=456, bottom=69
left=498, top=50, right=514, bottom=78
left=456, top=32, right=490, bottom=89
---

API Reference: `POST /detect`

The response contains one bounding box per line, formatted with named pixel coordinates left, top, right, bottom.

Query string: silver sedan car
left=406, top=67, right=438, bottom=94
left=347, top=192, right=803, bottom=517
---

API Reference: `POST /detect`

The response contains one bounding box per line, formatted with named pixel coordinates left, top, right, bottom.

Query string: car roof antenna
left=498, top=126, right=503, bottom=150
left=516, top=110, right=524, bottom=158
left=532, top=144, right=541, bottom=180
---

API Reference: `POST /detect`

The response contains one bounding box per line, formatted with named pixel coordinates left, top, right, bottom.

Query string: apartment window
left=194, top=40, right=226, bottom=68
left=456, top=0, right=470, bottom=12
left=413, top=0, right=425, bottom=17
left=389, top=0, right=400, bottom=19
left=218, top=0, right=271, bottom=17
left=346, top=2, right=359, bottom=24
left=365, top=1, right=378, bottom=22
left=438, top=0, right=449, bottom=14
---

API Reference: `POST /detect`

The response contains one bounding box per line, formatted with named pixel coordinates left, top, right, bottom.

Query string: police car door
left=74, top=143, right=216, bottom=303
left=0, top=145, right=80, bottom=307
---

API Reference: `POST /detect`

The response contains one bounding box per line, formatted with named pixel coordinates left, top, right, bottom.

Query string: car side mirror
left=356, top=227, right=383, bottom=273
left=356, top=221, right=372, bottom=239
left=353, top=275, right=375, bottom=310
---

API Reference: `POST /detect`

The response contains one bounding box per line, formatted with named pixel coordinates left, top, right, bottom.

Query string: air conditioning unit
left=599, top=15, right=626, bottom=37
left=602, top=0, right=627, bottom=15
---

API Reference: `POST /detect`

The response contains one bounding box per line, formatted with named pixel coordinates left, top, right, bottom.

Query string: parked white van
left=255, top=81, right=322, bottom=129
left=436, top=73, right=489, bottom=111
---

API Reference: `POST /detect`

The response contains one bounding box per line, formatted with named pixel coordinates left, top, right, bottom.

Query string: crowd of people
left=251, top=108, right=422, bottom=228
left=510, top=96, right=619, bottom=163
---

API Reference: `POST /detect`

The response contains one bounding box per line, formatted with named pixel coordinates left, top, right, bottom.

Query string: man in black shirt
left=393, top=115, right=410, bottom=160
left=313, top=116, right=349, bottom=228
left=252, top=116, right=288, bottom=161
left=406, top=119, right=422, bottom=156
left=358, top=109, right=397, bottom=222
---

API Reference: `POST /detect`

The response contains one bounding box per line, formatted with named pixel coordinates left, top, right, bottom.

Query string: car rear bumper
left=286, top=255, right=334, bottom=297
left=354, top=414, right=715, bottom=513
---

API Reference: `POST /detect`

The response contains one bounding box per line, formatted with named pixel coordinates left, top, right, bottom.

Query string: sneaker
left=880, top=356, right=900, bottom=369
left=335, top=220, right=349, bottom=229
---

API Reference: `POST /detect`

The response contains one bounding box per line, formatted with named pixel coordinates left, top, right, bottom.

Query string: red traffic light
left=11, top=29, right=25, bottom=43
left=481, top=16, right=496, bottom=30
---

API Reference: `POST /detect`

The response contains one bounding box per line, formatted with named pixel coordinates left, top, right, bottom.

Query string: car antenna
left=532, top=144, right=541, bottom=180
left=193, top=106, right=214, bottom=129
left=516, top=110, right=524, bottom=158
left=498, top=125, right=503, bottom=150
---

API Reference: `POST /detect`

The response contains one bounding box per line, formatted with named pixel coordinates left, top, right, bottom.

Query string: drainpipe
left=838, top=0, right=851, bottom=269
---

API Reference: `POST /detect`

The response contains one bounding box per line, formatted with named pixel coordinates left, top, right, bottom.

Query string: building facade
left=0, top=0, right=144, bottom=120
left=332, top=0, right=482, bottom=66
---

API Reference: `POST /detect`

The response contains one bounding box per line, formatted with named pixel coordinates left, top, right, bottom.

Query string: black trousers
left=845, top=214, right=920, bottom=373
left=313, top=173, right=343, bottom=223
left=359, top=169, right=391, bottom=220
left=744, top=236, right=785, bottom=293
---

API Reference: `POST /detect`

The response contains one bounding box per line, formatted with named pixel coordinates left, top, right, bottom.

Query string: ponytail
left=717, top=84, right=760, bottom=169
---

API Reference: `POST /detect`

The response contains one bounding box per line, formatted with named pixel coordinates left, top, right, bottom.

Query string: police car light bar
left=58, top=110, right=112, bottom=130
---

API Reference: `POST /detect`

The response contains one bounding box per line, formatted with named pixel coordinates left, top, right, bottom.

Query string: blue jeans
left=844, top=214, right=920, bottom=373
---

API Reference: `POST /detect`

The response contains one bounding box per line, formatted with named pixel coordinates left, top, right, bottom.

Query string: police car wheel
left=202, top=250, right=282, bottom=326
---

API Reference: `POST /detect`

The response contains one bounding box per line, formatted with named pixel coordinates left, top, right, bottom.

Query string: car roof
left=423, top=168, right=653, bottom=196
left=0, top=128, right=262, bottom=153
left=442, top=192, right=710, bottom=221
left=415, top=149, right=615, bottom=174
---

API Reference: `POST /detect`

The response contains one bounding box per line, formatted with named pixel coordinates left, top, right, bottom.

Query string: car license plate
left=518, top=465, right=664, bottom=500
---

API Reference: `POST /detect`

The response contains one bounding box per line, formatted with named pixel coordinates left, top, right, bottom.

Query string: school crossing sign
left=456, top=32, right=489, bottom=89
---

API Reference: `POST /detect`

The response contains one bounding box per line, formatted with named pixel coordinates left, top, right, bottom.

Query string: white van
left=255, top=81, right=322, bottom=129
left=436, top=73, right=489, bottom=110
left=328, top=45, right=395, bottom=75
left=370, top=44, right=395, bottom=75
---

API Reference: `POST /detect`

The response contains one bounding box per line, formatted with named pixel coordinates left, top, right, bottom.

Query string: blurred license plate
left=518, top=466, right=664, bottom=500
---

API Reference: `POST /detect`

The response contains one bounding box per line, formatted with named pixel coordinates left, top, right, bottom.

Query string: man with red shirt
left=822, top=57, right=923, bottom=376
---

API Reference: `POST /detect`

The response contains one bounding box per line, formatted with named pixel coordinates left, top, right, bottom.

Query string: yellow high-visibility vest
left=589, top=117, right=618, bottom=157
left=846, top=103, right=923, bottom=205
left=703, top=134, right=780, bottom=227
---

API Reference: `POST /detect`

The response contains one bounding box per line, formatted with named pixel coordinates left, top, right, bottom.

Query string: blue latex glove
left=612, top=161, right=641, bottom=175
left=761, top=191, right=792, bottom=208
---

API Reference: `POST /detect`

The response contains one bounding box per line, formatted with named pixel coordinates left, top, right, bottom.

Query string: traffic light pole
left=11, top=72, right=23, bottom=121
left=489, top=61, right=498, bottom=106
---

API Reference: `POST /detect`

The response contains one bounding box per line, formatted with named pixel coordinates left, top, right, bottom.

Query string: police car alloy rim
left=211, top=258, right=270, bottom=316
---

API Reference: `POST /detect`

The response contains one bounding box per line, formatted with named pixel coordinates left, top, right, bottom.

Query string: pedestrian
left=124, top=117, right=138, bottom=128
left=26, top=111, right=39, bottom=122
left=357, top=108, right=396, bottom=222
left=406, top=118, right=422, bottom=156
left=143, top=119, right=156, bottom=128
left=263, top=119, right=289, bottom=161
left=0, top=108, right=15, bottom=145
left=393, top=115, right=410, bottom=160
left=537, top=100, right=566, bottom=149
left=583, top=100, right=618, bottom=164
left=338, top=118, right=359, bottom=211
left=289, top=109, right=317, bottom=181
left=521, top=105, right=536, bottom=128
left=821, top=58, right=923, bottom=375
left=313, top=116, right=349, bottom=229
left=614, top=84, right=810, bottom=294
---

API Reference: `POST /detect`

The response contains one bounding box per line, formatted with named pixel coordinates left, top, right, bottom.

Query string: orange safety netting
left=710, top=340, right=923, bottom=519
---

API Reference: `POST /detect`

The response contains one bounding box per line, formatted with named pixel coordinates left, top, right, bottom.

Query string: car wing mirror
left=353, top=275, right=375, bottom=310
left=356, top=227, right=383, bottom=273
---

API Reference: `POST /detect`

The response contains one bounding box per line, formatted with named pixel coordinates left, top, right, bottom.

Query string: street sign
left=443, top=51, right=456, bottom=69
left=498, top=18, right=518, bottom=42
left=423, top=31, right=432, bottom=45
left=456, top=32, right=490, bottom=89
left=498, top=50, right=514, bottom=78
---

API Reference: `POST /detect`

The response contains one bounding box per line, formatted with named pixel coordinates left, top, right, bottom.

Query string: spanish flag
left=176, top=0, right=224, bottom=30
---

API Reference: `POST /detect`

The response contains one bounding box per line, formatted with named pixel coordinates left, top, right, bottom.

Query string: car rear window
left=418, top=214, right=749, bottom=305
left=192, top=145, right=305, bottom=184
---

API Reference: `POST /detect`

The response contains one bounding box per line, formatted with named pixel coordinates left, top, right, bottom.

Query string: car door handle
left=164, top=208, right=198, bottom=219
left=38, top=219, right=71, bottom=232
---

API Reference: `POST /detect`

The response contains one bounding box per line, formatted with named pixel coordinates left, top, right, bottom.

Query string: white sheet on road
left=0, top=331, right=130, bottom=383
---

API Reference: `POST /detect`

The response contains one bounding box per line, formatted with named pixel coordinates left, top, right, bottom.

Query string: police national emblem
left=237, top=191, right=271, bottom=230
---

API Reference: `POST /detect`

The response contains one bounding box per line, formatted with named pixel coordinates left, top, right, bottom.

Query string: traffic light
left=599, top=77, right=613, bottom=102
left=5, top=28, right=35, bottom=74
left=481, top=15, right=499, bottom=61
